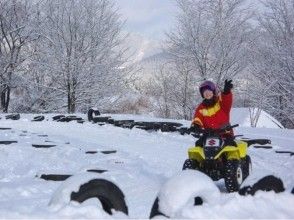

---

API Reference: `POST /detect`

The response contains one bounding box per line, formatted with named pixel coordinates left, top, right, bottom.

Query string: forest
left=0, top=0, right=293, bottom=128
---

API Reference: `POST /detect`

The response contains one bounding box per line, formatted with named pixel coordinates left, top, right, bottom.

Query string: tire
left=32, top=115, right=45, bottom=122
left=57, top=117, right=68, bottom=122
left=88, top=108, right=100, bottom=122
left=70, top=179, right=128, bottom=215
left=66, top=116, right=83, bottom=121
left=182, top=159, right=199, bottom=170
left=52, top=115, right=65, bottom=121
left=5, top=114, right=20, bottom=120
left=242, top=155, right=252, bottom=181
left=149, top=197, right=168, bottom=219
left=39, top=174, right=72, bottom=181
left=178, top=127, right=190, bottom=135
left=113, top=120, right=134, bottom=127
left=224, top=160, right=243, bottom=192
left=149, top=170, right=220, bottom=218
left=92, top=117, right=110, bottom=123
left=239, top=175, right=285, bottom=196
left=250, top=175, right=285, bottom=195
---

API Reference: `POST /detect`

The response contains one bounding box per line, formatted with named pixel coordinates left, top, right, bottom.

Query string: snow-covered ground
left=0, top=108, right=293, bottom=218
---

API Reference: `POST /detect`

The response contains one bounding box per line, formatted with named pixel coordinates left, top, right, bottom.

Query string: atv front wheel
left=242, top=155, right=252, bottom=180
left=224, top=160, right=243, bottom=192
left=182, top=159, right=199, bottom=170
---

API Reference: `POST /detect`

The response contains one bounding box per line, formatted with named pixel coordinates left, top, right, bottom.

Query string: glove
left=190, top=124, right=202, bottom=133
left=223, top=79, right=233, bottom=94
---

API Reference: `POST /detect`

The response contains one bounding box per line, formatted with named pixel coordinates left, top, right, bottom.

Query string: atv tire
left=70, top=179, right=128, bottom=215
left=242, top=155, right=252, bottom=181
left=182, top=159, right=199, bottom=170
left=224, top=160, right=243, bottom=192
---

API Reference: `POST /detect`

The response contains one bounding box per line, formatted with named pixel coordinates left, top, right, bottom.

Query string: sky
left=113, top=0, right=177, bottom=41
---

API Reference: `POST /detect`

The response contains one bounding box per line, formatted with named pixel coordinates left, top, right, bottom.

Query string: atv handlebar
left=190, top=124, right=239, bottom=137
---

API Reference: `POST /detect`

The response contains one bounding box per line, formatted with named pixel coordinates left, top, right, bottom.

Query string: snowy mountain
left=0, top=109, right=293, bottom=218
left=123, top=32, right=163, bottom=64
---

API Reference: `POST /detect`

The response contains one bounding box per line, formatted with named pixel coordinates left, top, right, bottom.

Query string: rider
left=191, top=79, right=235, bottom=145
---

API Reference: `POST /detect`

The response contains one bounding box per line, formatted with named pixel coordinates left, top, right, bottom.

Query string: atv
left=182, top=124, right=251, bottom=192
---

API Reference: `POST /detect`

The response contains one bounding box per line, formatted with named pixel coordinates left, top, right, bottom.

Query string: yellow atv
left=182, top=124, right=251, bottom=192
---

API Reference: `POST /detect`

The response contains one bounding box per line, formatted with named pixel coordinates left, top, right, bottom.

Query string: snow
left=231, top=108, right=284, bottom=129
left=0, top=109, right=293, bottom=218
left=157, top=170, right=220, bottom=217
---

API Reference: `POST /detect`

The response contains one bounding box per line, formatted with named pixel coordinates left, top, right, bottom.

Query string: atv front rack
left=241, top=139, right=271, bottom=147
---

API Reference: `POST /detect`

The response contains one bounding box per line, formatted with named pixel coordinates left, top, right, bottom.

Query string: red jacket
left=192, top=92, right=232, bottom=130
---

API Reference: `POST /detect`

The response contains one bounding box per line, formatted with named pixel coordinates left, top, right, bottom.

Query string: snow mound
left=158, top=170, right=220, bottom=217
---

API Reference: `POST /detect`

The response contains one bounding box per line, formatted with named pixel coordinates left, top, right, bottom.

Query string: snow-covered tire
left=88, top=108, right=100, bottom=122
left=182, top=159, right=199, bottom=170
left=92, top=116, right=110, bottom=123
left=5, top=113, right=20, bottom=120
left=239, top=175, right=285, bottom=196
left=224, top=160, right=243, bottom=192
left=149, top=170, right=220, bottom=218
left=50, top=174, right=128, bottom=216
left=70, top=179, right=128, bottom=215
left=149, top=197, right=168, bottom=219
left=52, top=115, right=65, bottom=121
left=242, top=155, right=252, bottom=181
left=32, top=115, right=45, bottom=122
left=65, top=115, right=83, bottom=122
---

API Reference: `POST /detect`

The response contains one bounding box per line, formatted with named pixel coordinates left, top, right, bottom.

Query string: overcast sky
left=114, top=0, right=177, bottom=41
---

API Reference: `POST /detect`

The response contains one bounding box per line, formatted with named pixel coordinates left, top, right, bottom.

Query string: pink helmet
left=199, top=80, right=217, bottom=98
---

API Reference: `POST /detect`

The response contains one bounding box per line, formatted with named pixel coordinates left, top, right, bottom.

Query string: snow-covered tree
left=249, top=0, right=294, bottom=128
left=0, top=0, right=36, bottom=112
left=166, top=0, right=253, bottom=85
left=169, top=59, right=197, bottom=119
left=144, top=0, right=253, bottom=119
left=32, top=0, right=129, bottom=113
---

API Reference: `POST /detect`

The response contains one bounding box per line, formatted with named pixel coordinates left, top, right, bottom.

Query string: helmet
left=199, top=80, right=217, bottom=98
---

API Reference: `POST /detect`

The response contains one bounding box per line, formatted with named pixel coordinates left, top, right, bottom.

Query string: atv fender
left=188, top=146, right=205, bottom=162
left=214, top=141, right=247, bottom=160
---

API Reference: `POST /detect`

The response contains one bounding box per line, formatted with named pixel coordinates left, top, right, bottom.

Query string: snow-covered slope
left=0, top=110, right=293, bottom=218
left=231, top=108, right=284, bottom=129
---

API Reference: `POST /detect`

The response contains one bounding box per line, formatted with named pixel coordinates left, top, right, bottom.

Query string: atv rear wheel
left=224, top=160, right=243, bottom=192
left=182, top=159, right=199, bottom=170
